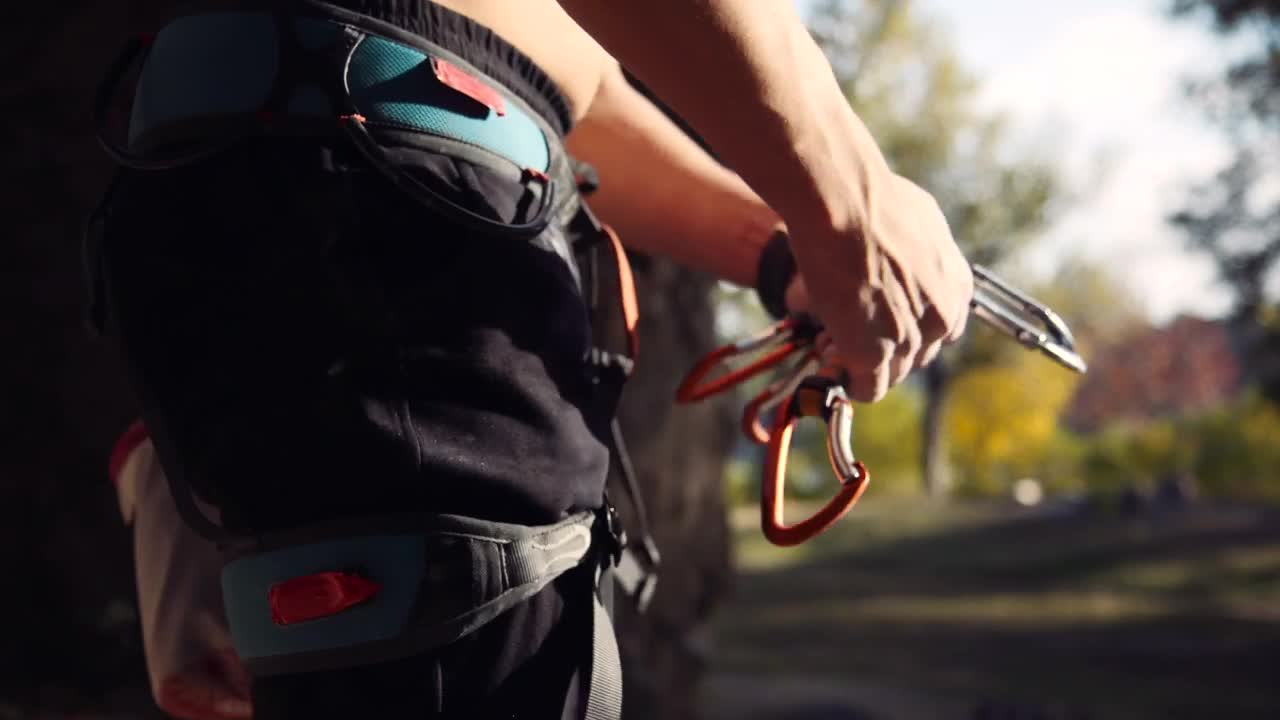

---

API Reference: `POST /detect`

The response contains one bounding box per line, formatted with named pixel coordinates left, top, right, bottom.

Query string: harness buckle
left=597, top=499, right=627, bottom=568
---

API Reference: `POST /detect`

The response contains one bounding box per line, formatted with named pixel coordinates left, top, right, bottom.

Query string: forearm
left=558, top=0, right=891, bottom=235
left=566, top=64, right=782, bottom=287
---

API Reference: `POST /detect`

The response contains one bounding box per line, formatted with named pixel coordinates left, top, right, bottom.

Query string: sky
left=797, top=0, right=1243, bottom=323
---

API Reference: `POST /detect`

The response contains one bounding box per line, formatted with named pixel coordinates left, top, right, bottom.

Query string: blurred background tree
left=1168, top=0, right=1280, bottom=400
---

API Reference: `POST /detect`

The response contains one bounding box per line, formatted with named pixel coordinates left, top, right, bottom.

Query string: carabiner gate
left=762, top=376, right=870, bottom=547
left=971, top=265, right=1088, bottom=375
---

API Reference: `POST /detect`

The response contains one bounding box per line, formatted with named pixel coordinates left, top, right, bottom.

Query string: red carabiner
left=762, top=376, right=870, bottom=547
left=676, top=315, right=818, bottom=404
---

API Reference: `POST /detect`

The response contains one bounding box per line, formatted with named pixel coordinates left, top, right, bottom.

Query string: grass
left=707, top=498, right=1280, bottom=719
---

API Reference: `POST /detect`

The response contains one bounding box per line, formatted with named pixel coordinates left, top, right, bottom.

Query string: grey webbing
left=584, top=592, right=623, bottom=720
left=503, top=516, right=596, bottom=587
left=611, top=548, right=657, bottom=611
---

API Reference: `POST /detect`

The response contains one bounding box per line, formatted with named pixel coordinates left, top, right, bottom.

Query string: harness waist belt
left=222, top=510, right=598, bottom=676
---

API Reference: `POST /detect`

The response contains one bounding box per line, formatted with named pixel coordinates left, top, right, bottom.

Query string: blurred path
left=702, top=671, right=967, bottom=720
left=703, top=499, right=1280, bottom=720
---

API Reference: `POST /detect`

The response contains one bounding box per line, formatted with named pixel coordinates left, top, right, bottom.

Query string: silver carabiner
left=970, top=265, right=1088, bottom=374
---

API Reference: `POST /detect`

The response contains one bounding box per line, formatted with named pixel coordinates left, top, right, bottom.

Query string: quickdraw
left=678, top=264, right=1088, bottom=546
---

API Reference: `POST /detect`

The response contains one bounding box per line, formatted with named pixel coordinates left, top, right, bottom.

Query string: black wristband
left=756, top=229, right=796, bottom=321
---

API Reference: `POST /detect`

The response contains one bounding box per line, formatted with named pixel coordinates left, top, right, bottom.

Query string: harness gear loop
left=762, top=376, right=870, bottom=547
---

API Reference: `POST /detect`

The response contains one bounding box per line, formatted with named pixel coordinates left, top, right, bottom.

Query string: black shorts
left=93, top=2, right=609, bottom=715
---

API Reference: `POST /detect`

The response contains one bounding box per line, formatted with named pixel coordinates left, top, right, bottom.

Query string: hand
left=784, top=175, right=972, bottom=403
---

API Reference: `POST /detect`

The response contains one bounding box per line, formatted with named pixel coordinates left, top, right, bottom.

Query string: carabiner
left=762, top=376, right=870, bottom=547
left=971, top=265, right=1088, bottom=374
left=675, top=315, right=820, bottom=403
left=740, top=349, right=820, bottom=444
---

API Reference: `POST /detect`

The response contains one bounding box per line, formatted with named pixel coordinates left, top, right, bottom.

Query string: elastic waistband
left=314, top=0, right=573, bottom=136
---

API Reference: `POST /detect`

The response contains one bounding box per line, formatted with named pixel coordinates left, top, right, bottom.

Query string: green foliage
left=1186, top=392, right=1280, bottom=501
left=849, top=384, right=925, bottom=495
left=946, top=346, right=1084, bottom=495
left=1024, top=392, right=1280, bottom=504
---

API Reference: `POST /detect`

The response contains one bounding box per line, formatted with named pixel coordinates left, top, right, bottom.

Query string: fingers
left=823, top=339, right=894, bottom=403
left=885, top=269, right=923, bottom=383
left=915, top=305, right=949, bottom=368
left=948, top=294, right=971, bottom=343
left=946, top=263, right=975, bottom=343
left=815, top=254, right=922, bottom=401
left=780, top=174, right=975, bottom=400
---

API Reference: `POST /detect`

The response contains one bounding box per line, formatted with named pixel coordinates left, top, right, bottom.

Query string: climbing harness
left=678, top=263, right=1088, bottom=547
left=89, top=5, right=655, bottom=718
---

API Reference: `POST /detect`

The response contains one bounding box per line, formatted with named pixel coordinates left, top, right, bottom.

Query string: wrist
left=756, top=229, right=797, bottom=320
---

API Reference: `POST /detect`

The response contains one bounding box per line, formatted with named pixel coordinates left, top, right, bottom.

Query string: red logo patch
left=432, top=57, right=507, bottom=116
left=269, top=571, right=382, bottom=625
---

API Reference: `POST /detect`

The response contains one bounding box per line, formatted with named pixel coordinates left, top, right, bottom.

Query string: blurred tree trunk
left=606, top=256, right=736, bottom=720
left=921, top=361, right=952, bottom=499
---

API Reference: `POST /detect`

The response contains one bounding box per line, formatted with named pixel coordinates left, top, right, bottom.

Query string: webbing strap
left=566, top=173, right=660, bottom=615
left=606, top=419, right=659, bottom=611
left=601, top=224, right=639, bottom=361
left=583, top=595, right=623, bottom=720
